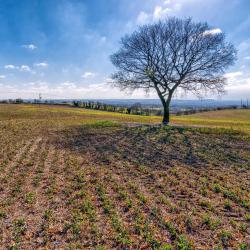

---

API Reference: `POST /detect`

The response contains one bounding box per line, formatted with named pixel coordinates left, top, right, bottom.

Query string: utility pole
left=39, top=93, right=42, bottom=107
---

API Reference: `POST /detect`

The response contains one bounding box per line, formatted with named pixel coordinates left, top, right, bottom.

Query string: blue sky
left=0, top=0, right=250, bottom=99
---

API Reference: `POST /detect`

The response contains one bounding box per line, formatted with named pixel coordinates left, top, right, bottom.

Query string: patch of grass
left=222, top=189, right=248, bottom=208
left=66, top=210, right=84, bottom=239
left=239, top=223, right=248, bottom=233
left=239, top=243, right=248, bottom=250
left=96, top=184, right=131, bottom=246
left=43, top=209, right=53, bottom=221
left=24, top=191, right=36, bottom=204
left=13, top=218, right=27, bottom=240
left=0, top=209, right=7, bottom=219
left=244, top=214, right=250, bottom=222
left=212, top=183, right=222, bottom=193
left=220, top=230, right=232, bottom=247
left=202, top=214, right=220, bottom=230
left=176, top=235, right=193, bottom=250
left=80, top=199, right=96, bottom=222
left=165, top=221, right=178, bottom=240
left=199, top=200, right=214, bottom=211
left=157, top=244, right=173, bottom=250
left=85, top=120, right=121, bottom=128
left=224, top=200, right=232, bottom=211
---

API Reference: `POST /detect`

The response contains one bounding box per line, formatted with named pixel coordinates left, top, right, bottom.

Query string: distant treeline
left=72, top=100, right=249, bottom=116
left=0, top=99, right=249, bottom=116
left=0, top=98, right=25, bottom=104
left=73, top=101, right=162, bottom=116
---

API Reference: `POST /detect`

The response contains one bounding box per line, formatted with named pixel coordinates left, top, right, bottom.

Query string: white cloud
left=22, top=44, right=37, bottom=50
left=4, top=64, right=17, bottom=69
left=0, top=75, right=6, bottom=79
left=203, top=28, right=222, bottom=36
left=137, top=11, right=150, bottom=25
left=164, top=0, right=172, bottom=4
left=0, top=77, right=157, bottom=99
left=136, top=2, right=182, bottom=25
left=225, top=76, right=250, bottom=99
left=34, top=62, right=48, bottom=68
left=153, top=2, right=182, bottom=20
left=60, top=81, right=77, bottom=88
left=19, top=65, right=31, bottom=72
left=153, top=6, right=171, bottom=20
left=82, top=72, right=96, bottom=78
left=244, top=56, right=250, bottom=60
left=4, top=64, right=34, bottom=73
left=0, top=75, right=249, bottom=100
left=224, top=71, right=243, bottom=79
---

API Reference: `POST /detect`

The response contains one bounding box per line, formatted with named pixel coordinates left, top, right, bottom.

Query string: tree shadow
left=49, top=125, right=218, bottom=169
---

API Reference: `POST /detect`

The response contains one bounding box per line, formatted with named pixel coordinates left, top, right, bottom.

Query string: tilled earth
left=0, top=106, right=249, bottom=249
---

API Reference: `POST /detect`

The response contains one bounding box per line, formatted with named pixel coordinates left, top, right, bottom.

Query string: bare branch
left=110, top=17, right=237, bottom=124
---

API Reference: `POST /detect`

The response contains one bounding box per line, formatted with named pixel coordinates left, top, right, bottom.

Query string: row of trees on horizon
left=0, top=99, right=249, bottom=116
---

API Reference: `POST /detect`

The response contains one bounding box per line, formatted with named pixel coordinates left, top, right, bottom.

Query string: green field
left=173, top=109, right=250, bottom=134
left=0, top=104, right=249, bottom=249
left=0, top=104, right=250, bottom=133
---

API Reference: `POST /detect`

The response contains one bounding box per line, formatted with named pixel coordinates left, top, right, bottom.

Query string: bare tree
left=110, top=17, right=236, bottom=124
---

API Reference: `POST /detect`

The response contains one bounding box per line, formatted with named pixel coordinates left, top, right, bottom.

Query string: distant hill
left=20, top=98, right=243, bottom=108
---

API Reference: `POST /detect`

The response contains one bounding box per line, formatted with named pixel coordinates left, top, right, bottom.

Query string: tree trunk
left=154, top=85, right=173, bottom=125
left=162, top=102, right=170, bottom=125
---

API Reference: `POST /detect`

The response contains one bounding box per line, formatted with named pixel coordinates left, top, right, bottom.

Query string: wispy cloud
left=22, top=44, right=37, bottom=50
left=203, top=28, right=222, bottom=36
left=4, top=64, right=34, bottom=73
left=0, top=75, right=6, bottom=79
left=81, top=71, right=96, bottom=78
left=137, top=11, right=150, bottom=25
left=136, top=1, right=182, bottom=25
left=153, top=6, right=172, bottom=20
left=163, top=0, right=172, bottom=4
left=19, top=65, right=31, bottom=72
left=4, top=64, right=17, bottom=69
left=0, top=80, right=153, bottom=99
left=224, top=71, right=243, bottom=79
left=60, top=81, right=77, bottom=88
left=34, top=62, right=48, bottom=68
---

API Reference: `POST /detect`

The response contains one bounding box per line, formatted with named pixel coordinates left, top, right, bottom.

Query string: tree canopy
left=110, top=17, right=237, bottom=124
